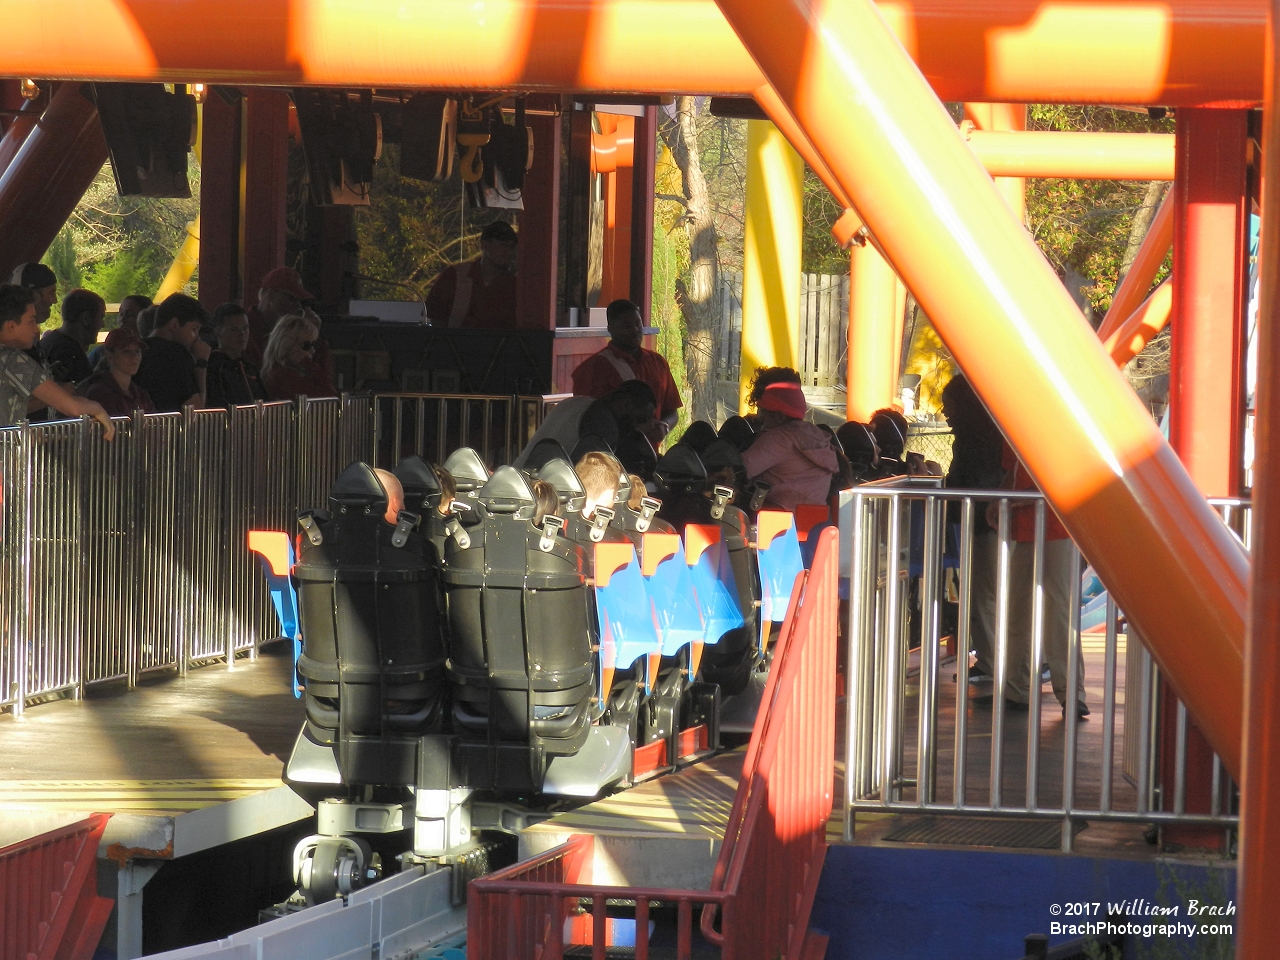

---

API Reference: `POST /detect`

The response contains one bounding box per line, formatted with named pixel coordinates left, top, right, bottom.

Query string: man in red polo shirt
left=572, top=299, right=682, bottom=445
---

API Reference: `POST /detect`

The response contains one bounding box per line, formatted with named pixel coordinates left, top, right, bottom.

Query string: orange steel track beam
left=715, top=0, right=1247, bottom=773
left=1238, top=0, right=1280, bottom=943
left=1104, top=278, right=1173, bottom=367
left=0, top=0, right=1264, bottom=105
left=1097, top=189, right=1175, bottom=342
left=964, top=130, right=1175, bottom=181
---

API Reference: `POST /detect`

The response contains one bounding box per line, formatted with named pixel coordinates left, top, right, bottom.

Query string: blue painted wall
left=811, top=844, right=1236, bottom=960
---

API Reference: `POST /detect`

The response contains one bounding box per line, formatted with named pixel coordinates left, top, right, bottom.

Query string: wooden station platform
left=521, top=633, right=1203, bottom=887
left=0, top=643, right=313, bottom=858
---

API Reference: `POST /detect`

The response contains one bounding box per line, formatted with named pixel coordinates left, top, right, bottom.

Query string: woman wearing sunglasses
left=262, top=313, right=336, bottom=401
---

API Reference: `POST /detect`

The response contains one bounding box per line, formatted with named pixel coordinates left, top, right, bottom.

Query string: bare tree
left=659, top=97, right=720, bottom=421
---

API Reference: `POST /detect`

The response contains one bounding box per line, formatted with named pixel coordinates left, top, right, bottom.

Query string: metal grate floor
left=881, top=815, right=1086, bottom=850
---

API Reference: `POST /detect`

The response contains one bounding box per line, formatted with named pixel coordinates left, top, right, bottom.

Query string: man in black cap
left=425, top=221, right=518, bottom=329
left=11, top=263, right=57, bottom=324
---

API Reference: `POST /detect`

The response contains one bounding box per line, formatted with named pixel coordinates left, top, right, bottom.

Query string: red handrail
left=468, top=527, right=840, bottom=960
left=0, top=813, right=115, bottom=960
left=705, top=528, right=838, bottom=960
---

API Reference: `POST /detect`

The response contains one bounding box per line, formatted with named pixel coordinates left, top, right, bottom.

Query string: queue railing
left=840, top=482, right=1242, bottom=849
left=0, top=395, right=372, bottom=716
left=371, top=392, right=552, bottom=469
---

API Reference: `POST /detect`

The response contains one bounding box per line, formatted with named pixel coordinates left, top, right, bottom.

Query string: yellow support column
left=845, top=238, right=899, bottom=421
left=738, top=119, right=804, bottom=413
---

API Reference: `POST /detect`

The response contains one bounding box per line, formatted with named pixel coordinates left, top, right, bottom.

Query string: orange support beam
left=1097, top=189, right=1175, bottom=341
left=1169, top=110, right=1250, bottom=498
left=716, top=0, right=1248, bottom=773
left=964, top=129, right=1175, bottom=181
left=0, top=1, right=1264, bottom=106
left=1160, top=108, right=1250, bottom=844
left=1104, top=278, right=1173, bottom=367
left=1239, top=3, right=1280, bottom=944
left=964, top=103, right=1026, bottom=223
left=0, top=82, right=108, bottom=281
left=845, top=238, right=900, bottom=422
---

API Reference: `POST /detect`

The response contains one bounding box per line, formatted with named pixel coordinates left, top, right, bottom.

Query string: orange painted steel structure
left=1097, top=188, right=1175, bottom=341
left=1238, top=1, right=1280, bottom=945
left=1169, top=109, right=1250, bottom=501
left=1160, top=107, right=1251, bottom=845
left=0, top=0, right=1264, bottom=106
left=964, top=129, right=1175, bottom=181
left=845, top=240, right=900, bottom=422
left=1104, top=278, right=1173, bottom=367
left=717, top=0, right=1248, bottom=774
left=965, top=103, right=1027, bottom=222
left=0, top=82, right=108, bottom=282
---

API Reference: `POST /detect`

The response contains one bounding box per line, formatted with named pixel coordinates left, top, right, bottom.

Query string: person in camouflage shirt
left=0, top=285, right=114, bottom=438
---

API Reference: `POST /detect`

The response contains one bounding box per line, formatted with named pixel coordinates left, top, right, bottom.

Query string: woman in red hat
left=77, top=328, right=156, bottom=418
left=740, top=377, right=839, bottom=511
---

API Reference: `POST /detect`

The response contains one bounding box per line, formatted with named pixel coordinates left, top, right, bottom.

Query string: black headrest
left=681, top=420, right=718, bottom=453
left=393, top=455, right=441, bottom=498
left=615, top=470, right=632, bottom=505
left=615, top=430, right=657, bottom=479
left=655, top=443, right=707, bottom=486
left=570, top=434, right=614, bottom=461
left=442, top=447, right=490, bottom=492
left=329, top=461, right=388, bottom=510
left=523, top=437, right=573, bottom=473
left=539, top=459, right=587, bottom=508
left=477, top=465, right=536, bottom=517
left=718, top=416, right=756, bottom=452
left=700, top=438, right=744, bottom=475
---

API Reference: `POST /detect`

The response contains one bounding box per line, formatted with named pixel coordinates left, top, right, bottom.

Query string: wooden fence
left=714, top=272, right=850, bottom=388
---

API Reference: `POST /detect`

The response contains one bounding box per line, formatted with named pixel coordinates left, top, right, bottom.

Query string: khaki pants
left=1003, top=537, right=1085, bottom=706
left=967, top=528, right=999, bottom=676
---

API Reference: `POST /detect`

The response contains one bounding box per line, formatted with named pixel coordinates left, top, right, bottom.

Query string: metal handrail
left=840, top=485, right=1242, bottom=849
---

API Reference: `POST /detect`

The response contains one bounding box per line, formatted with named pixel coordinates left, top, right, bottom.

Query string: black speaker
left=293, top=90, right=382, bottom=206
left=90, top=83, right=196, bottom=198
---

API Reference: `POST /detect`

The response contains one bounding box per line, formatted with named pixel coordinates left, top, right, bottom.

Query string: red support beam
left=1239, top=3, right=1280, bottom=943
left=630, top=106, right=658, bottom=326
left=1161, top=107, right=1250, bottom=846
left=516, top=99, right=562, bottom=332
left=0, top=82, right=108, bottom=282
left=239, top=88, right=290, bottom=306
left=198, top=92, right=242, bottom=308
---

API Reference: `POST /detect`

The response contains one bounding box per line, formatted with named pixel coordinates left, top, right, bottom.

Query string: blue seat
left=756, top=510, right=805, bottom=630
left=684, top=524, right=746, bottom=645
left=248, top=531, right=301, bottom=698
left=640, top=532, right=708, bottom=659
left=594, top=541, right=663, bottom=693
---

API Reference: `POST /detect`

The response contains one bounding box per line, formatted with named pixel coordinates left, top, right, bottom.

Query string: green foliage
left=1026, top=105, right=1175, bottom=313
left=47, top=158, right=199, bottom=326
left=45, top=228, right=82, bottom=292
left=802, top=168, right=847, bottom=275
left=83, top=248, right=164, bottom=306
